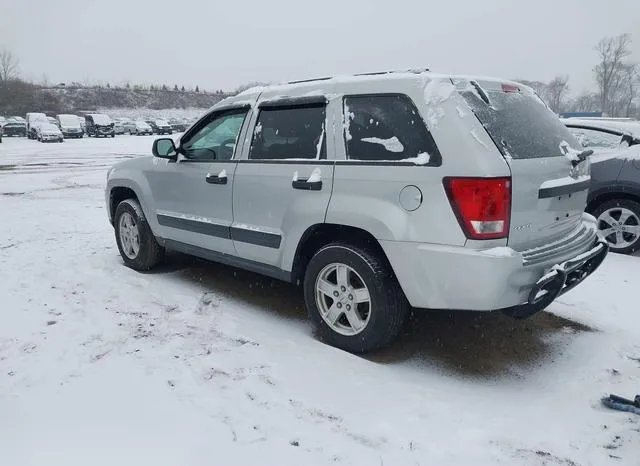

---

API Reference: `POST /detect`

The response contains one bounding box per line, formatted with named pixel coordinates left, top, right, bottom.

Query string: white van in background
left=26, top=112, right=48, bottom=139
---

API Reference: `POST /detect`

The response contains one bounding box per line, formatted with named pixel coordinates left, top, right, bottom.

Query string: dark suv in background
left=85, top=114, right=115, bottom=138
left=1, top=120, right=26, bottom=137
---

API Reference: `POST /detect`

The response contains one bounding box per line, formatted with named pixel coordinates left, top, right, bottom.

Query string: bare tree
left=0, top=48, right=19, bottom=84
left=617, top=64, right=639, bottom=117
left=546, top=76, right=570, bottom=113
left=594, top=34, right=632, bottom=115
left=567, top=92, right=599, bottom=113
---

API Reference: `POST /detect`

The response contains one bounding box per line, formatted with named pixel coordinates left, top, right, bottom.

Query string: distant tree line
left=519, top=33, right=639, bottom=117
left=0, top=50, right=231, bottom=115
left=2, top=35, right=639, bottom=117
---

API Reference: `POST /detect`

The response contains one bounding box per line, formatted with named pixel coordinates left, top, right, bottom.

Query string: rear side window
left=343, top=94, right=440, bottom=164
left=249, top=105, right=326, bottom=160
left=458, top=82, right=582, bottom=159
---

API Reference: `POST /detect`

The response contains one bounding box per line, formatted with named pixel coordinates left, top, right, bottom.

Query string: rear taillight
left=444, top=177, right=511, bottom=240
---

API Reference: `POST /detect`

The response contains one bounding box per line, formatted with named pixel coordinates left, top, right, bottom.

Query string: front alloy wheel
left=118, top=211, right=141, bottom=260
left=315, top=263, right=371, bottom=336
left=114, top=199, right=164, bottom=270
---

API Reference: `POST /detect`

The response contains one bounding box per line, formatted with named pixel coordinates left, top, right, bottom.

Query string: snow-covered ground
left=0, top=136, right=638, bottom=466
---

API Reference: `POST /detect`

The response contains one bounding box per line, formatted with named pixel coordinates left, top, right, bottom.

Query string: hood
left=591, top=144, right=640, bottom=164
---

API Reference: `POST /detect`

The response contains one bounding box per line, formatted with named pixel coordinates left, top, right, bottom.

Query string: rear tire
left=303, top=242, right=409, bottom=353
left=592, top=198, right=640, bottom=255
left=114, top=199, right=164, bottom=271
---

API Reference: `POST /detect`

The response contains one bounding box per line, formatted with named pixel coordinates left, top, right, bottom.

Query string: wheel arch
left=290, top=223, right=392, bottom=285
left=586, top=190, right=640, bottom=214
left=109, top=185, right=141, bottom=225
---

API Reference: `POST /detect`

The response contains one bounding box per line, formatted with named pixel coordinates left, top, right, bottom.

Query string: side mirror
left=152, top=138, right=177, bottom=159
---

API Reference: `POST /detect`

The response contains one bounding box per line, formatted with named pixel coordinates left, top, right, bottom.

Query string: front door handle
left=206, top=170, right=228, bottom=185
left=292, top=179, right=322, bottom=191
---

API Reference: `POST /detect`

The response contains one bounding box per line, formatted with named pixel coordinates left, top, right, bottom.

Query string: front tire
left=592, top=199, right=640, bottom=254
left=114, top=199, right=164, bottom=271
left=303, top=243, right=409, bottom=353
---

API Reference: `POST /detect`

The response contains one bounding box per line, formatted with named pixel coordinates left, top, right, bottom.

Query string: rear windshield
left=458, top=81, right=582, bottom=159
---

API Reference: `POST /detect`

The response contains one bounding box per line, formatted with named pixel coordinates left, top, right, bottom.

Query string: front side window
left=249, top=105, right=326, bottom=160
left=181, top=109, right=248, bottom=161
left=343, top=95, right=440, bottom=164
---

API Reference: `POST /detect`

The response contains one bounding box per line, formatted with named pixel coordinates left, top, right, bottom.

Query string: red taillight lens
left=444, top=177, right=511, bottom=240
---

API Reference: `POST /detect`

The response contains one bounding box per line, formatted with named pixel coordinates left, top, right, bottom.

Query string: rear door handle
left=292, top=179, right=322, bottom=191
left=206, top=171, right=228, bottom=185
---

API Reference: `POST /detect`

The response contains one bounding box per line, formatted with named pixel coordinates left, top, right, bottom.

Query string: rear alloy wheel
left=114, top=199, right=164, bottom=270
left=304, top=243, right=409, bottom=353
left=593, top=199, right=640, bottom=254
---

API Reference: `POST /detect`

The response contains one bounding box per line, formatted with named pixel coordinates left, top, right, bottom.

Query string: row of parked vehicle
left=0, top=113, right=194, bottom=143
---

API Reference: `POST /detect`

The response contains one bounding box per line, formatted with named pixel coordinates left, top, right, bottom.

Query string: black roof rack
left=354, top=68, right=430, bottom=77
left=287, top=77, right=332, bottom=84
left=286, top=68, right=430, bottom=85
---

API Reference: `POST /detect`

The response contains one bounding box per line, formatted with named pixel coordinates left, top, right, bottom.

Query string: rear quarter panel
left=326, top=76, right=511, bottom=246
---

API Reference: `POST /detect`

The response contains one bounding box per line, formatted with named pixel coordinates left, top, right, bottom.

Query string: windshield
left=91, top=114, right=112, bottom=125
left=457, top=80, right=582, bottom=159
left=58, top=115, right=79, bottom=127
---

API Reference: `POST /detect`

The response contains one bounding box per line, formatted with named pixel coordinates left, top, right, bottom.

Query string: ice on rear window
left=457, top=81, right=581, bottom=159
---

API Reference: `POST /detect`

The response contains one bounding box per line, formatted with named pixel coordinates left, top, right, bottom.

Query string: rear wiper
left=470, top=80, right=491, bottom=105
left=571, top=149, right=593, bottom=167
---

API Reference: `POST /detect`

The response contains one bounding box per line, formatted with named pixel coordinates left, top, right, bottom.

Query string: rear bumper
left=381, top=214, right=606, bottom=312
left=500, top=240, right=608, bottom=318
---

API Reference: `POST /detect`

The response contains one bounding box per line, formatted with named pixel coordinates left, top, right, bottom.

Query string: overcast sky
left=1, top=0, right=639, bottom=94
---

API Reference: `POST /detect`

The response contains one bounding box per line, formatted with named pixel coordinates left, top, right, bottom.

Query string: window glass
left=343, top=95, right=440, bottom=164
left=458, top=84, right=582, bottom=159
left=181, top=110, right=247, bottom=161
left=249, top=105, right=326, bottom=160
left=567, top=127, right=622, bottom=149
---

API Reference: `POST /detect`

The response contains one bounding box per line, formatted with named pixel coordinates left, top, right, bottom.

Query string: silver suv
left=106, top=71, right=608, bottom=353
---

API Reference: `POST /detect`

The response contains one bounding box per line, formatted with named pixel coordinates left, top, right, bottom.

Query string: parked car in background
left=106, top=71, right=607, bottom=353
left=0, top=125, right=3, bottom=143
left=154, top=119, right=172, bottom=135
left=131, top=120, right=153, bottom=135
left=122, top=120, right=137, bottom=134
left=1, top=119, right=27, bottom=137
left=26, top=112, right=48, bottom=139
left=563, top=119, right=640, bottom=150
left=36, top=123, right=64, bottom=142
left=114, top=121, right=125, bottom=135
left=169, top=118, right=188, bottom=132
left=583, top=143, right=640, bottom=255
left=145, top=120, right=159, bottom=134
left=56, top=114, right=83, bottom=138
left=85, top=114, right=115, bottom=138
